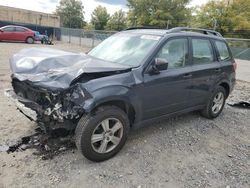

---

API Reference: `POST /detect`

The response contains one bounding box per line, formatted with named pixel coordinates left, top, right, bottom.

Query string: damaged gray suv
left=8, top=27, right=236, bottom=161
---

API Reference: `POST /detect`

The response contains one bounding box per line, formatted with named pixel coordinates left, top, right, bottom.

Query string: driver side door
left=140, top=37, right=193, bottom=120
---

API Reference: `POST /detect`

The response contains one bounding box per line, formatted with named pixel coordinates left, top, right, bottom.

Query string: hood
left=10, top=48, right=131, bottom=89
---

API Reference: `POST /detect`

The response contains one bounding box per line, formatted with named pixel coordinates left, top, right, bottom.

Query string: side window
left=192, top=39, right=214, bottom=64
left=15, top=27, right=26, bottom=32
left=156, top=38, right=188, bottom=69
left=2, top=27, right=15, bottom=32
left=215, top=41, right=230, bottom=61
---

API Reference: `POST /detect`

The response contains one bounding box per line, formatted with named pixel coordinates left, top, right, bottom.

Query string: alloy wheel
left=212, top=92, right=224, bottom=114
left=91, top=118, right=123, bottom=154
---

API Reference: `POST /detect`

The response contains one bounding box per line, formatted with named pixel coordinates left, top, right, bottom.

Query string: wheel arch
left=90, top=99, right=136, bottom=127
left=219, top=81, right=230, bottom=98
left=25, top=36, right=34, bottom=43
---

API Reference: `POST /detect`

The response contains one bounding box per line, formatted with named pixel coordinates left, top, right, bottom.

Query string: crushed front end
left=8, top=78, right=89, bottom=133
left=7, top=47, right=130, bottom=134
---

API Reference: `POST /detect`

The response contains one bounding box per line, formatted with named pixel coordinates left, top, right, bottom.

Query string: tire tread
left=75, top=105, right=129, bottom=162
left=201, top=86, right=226, bottom=119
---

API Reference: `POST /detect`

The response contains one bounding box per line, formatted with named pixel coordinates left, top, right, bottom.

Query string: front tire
left=75, top=105, right=130, bottom=162
left=26, top=37, right=34, bottom=44
left=201, top=86, right=226, bottom=119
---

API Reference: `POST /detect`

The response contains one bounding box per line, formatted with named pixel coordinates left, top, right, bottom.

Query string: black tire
left=75, top=105, right=130, bottom=162
left=26, top=37, right=34, bottom=44
left=200, top=86, right=226, bottom=119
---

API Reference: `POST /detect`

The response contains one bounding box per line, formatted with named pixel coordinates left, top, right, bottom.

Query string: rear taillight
left=233, top=60, right=237, bottom=71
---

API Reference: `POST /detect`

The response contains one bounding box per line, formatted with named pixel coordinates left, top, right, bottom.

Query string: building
left=0, top=5, right=60, bottom=27
left=0, top=5, right=61, bottom=39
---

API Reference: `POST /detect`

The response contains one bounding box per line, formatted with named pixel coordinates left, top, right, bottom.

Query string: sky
left=0, top=0, right=209, bottom=22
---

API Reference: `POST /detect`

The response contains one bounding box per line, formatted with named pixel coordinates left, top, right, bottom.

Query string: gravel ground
left=0, top=42, right=249, bottom=188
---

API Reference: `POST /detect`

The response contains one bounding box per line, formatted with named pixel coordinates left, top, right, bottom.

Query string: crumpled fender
left=82, top=85, right=141, bottom=121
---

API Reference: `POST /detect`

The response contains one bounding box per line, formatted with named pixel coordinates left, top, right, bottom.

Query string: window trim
left=190, top=37, right=216, bottom=66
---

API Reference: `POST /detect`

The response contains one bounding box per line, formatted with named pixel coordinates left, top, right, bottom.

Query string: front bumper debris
left=5, top=86, right=86, bottom=133
left=5, top=89, right=37, bottom=121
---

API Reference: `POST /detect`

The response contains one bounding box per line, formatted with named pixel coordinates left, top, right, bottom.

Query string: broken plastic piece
left=228, top=101, right=250, bottom=109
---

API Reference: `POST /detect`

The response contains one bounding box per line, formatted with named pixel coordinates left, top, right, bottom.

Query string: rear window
left=15, top=27, right=27, bottom=32
left=192, top=39, right=214, bottom=64
left=215, top=41, right=230, bottom=61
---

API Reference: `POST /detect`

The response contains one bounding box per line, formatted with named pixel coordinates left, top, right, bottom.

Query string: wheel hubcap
left=91, top=118, right=123, bottom=154
left=28, top=38, right=33, bottom=43
left=212, top=92, right=224, bottom=114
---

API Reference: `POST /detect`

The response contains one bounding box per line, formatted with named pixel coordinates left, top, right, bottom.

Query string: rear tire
left=75, top=105, right=130, bottom=162
left=200, top=86, right=226, bottom=119
left=26, top=37, right=34, bottom=44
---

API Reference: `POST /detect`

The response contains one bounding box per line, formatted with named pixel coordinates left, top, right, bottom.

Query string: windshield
left=88, top=33, right=161, bottom=67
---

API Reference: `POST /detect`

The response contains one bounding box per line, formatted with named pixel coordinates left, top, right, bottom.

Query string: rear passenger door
left=189, top=37, right=221, bottom=106
left=13, top=27, right=27, bottom=41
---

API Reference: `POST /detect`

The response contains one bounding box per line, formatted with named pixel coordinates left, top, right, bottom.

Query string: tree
left=56, top=0, right=85, bottom=28
left=191, top=1, right=233, bottom=35
left=84, top=23, right=94, bottom=31
left=193, top=0, right=250, bottom=37
left=127, top=0, right=152, bottom=27
left=91, top=6, right=110, bottom=30
left=127, top=0, right=191, bottom=28
left=228, top=0, right=250, bottom=38
left=105, top=10, right=127, bottom=31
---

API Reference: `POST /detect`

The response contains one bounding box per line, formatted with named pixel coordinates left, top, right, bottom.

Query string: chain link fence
left=60, top=27, right=250, bottom=61
left=226, top=38, right=250, bottom=61
left=60, top=27, right=116, bottom=48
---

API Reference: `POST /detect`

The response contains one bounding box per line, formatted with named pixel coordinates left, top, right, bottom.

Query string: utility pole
left=133, top=16, right=137, bottom=27
left=167, top=20, right=170, bottom=29
left=213, top=18, right=217, bottom=31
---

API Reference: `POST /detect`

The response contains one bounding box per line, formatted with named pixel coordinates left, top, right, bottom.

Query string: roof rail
left=125, top=26, right=161, bottom=30
left=167, top=27, right=222, bottom=37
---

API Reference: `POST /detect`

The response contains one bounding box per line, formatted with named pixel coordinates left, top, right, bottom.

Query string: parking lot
left=0, top=42, right=249, bottom=188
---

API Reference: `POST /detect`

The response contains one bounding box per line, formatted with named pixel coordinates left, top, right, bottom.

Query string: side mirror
left=148, top=58, right=168, bottom=74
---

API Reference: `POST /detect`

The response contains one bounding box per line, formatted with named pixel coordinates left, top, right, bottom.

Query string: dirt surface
left=235, top=59, right=250, bottom=82
left=0, top=42, right=249, bottom=188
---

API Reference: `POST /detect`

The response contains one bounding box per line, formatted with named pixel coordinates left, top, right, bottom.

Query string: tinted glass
left=215, top=41, right=230, bottom=60
left=192, top=39, right=214, bottom=64
left=156, top=38, right=188, bottom=69
left=89, top=33, right=160, bottom=67
left=15, top=27, right=27, bottom=32
left=2, top=27, right=15, bottom=32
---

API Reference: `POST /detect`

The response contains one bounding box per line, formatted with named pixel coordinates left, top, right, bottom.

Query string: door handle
left=183, top=73, right=192, bottom=78
left=214, top=68, right=221, bottom=72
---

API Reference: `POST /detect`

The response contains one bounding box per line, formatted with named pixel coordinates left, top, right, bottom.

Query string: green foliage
left=56, top=0, right=85, bottom=28
left=84, top=23, right=94, bottom=31
left=105, top=10, right=127, bottom=31
left=127, top=0, right=191, bottom=28
left=192, top=0, right=250, bottom=38
left=91, top=6, right=110, bottom=30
